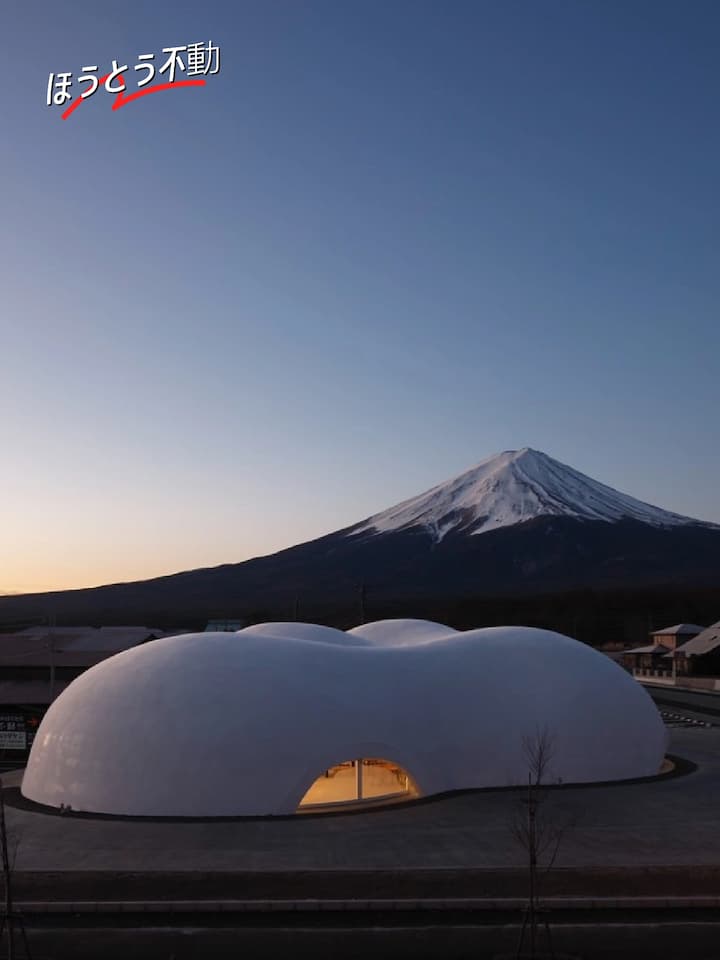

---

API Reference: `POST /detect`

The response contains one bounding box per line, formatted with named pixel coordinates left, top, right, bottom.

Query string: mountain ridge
left=350, top=448, right=716, bottom=543
left=1, top=448, right=719, bottom=625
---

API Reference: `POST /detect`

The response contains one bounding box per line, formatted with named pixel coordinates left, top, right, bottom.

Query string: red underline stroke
left=61, top=75, right=206, bottom=120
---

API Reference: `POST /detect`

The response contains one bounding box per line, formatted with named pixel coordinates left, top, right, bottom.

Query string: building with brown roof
left=0, top=626, right=171, bottom=756
left=672, top=621, right=720, bottom=678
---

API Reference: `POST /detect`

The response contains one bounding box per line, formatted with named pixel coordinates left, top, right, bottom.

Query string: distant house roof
left=602, top=650, right=626, bottom=662
left=650, top=623, right=705, bottom=637
left=204, top=620, right=246, bottom=632
left=674, top=621, right=720, bottom=658
left=624, top=643, right=672, bottom=656
left=0, top=626, right=168, bottom=667
left=0, top=681, right=71, bottom=705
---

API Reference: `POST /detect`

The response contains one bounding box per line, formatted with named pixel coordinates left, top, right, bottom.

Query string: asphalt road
left=11, top=914, right=720, bottom=960
left=645, top=683, right=720, bottom=721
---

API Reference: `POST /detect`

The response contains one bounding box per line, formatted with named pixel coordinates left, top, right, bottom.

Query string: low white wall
left=638, top=676, right=720, bottom=693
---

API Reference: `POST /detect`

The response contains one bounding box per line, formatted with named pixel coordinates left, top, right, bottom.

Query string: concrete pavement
left=3, top=725, right=720, bottom=873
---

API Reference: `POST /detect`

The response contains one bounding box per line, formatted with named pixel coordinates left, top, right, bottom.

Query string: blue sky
left=1, top=0, right=718, bottom=591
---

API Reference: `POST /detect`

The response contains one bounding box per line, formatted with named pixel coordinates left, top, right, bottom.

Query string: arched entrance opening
left=298, top=758, right=419, bottom=810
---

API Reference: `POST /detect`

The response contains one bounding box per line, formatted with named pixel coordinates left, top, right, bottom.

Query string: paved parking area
left=2, top=725, right=719, bottom=873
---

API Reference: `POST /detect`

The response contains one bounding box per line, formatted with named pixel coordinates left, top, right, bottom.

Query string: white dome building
left=21, top=620, right=667, bottom=817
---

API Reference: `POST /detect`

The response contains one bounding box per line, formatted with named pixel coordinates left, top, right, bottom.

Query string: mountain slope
left=1, top=449, right=719, bottom=625
left=351, top=448, right=715, bottom=541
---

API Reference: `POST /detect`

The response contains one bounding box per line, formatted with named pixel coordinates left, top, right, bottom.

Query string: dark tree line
left=4, top=582, right=718, bottom=649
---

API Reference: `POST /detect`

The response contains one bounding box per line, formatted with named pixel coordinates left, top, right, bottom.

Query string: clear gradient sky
left=2, top=1, right=718, bottom=593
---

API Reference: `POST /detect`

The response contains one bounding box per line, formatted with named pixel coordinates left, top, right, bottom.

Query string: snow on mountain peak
left=352, top=448, right=714, bottom=543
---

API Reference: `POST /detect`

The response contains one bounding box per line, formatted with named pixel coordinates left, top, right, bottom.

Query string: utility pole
left=0, top=776, right=13, bottom=960
left=0, top=776, right=32, bottom=958
left=48, top=613, right=56, bottom=703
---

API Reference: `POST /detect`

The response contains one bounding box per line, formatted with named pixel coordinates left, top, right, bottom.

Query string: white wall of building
left=22, top=620, right=667, bottom=817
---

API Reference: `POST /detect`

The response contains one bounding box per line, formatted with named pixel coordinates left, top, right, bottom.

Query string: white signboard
left=0, top=715, right=27, bottom=750
left=0, top=731, right=26, bottom=750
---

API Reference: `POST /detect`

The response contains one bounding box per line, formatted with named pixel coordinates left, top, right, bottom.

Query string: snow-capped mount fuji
left=352, top=448, right=716, bottom=543
left=1, top=448, right=719, bottom=626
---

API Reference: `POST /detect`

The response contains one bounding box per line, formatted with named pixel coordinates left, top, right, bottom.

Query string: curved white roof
left=22, top=620, right=667, bottom=817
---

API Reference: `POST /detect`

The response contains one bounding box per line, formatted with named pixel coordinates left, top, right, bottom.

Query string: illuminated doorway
left=298, top=758, right=418, bottom=809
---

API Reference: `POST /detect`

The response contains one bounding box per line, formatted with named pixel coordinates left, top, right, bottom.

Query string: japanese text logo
left=47, top=41, right=221, bottom=120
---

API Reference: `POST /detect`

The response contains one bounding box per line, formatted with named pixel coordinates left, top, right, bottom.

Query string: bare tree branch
left=509, top=728, right=581, bottom=958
